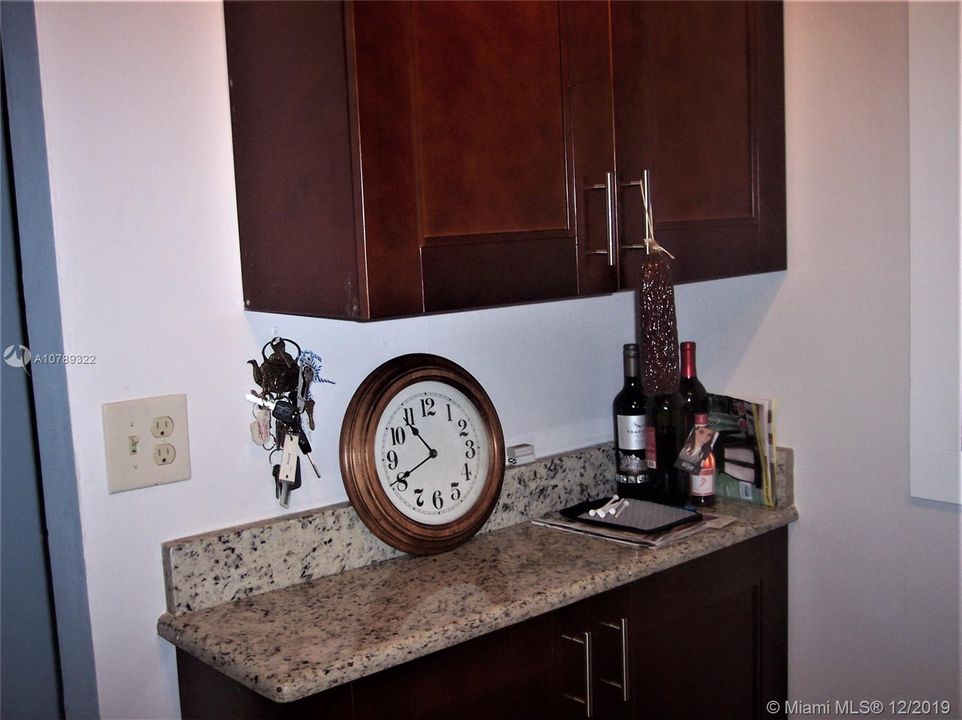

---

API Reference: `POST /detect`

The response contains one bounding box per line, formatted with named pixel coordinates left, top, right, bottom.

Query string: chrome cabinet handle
left=584, top=171, right=618, bottom=267
left=561, top=631, right=594, bottom=718
left=599, top=618, right=630, bottom=703
left=604, top=171, right=617, bottom=267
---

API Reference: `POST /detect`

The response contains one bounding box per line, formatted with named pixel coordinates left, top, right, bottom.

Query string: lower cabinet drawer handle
left=561, top=631, right=594, bottom=718
left=599, top=618, right=630, bottom=703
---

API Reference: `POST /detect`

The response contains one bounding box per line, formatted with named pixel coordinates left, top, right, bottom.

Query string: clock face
left=374, top=381, right=491, bottom=525
left=340, top=354, right=505, bottom=555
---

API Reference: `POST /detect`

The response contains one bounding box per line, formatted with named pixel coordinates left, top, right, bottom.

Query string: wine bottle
left=613, top=344, right=647, bottom=477
left=678, top=341, right=708, bottom=441
left=645, top=390, right=688, bottom=505
left=690, top=450, right=716, bottom=507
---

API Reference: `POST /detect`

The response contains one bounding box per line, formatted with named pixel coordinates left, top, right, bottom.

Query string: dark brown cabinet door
left=225, top=1, right=360, bottom=319
left=629, top=528, right=788, bottom=720
left=612, top=1, right=786, bottom=285
left=564, top=2, right=621, bottom=298
left=353, top=1, right=582, bottom=316
left=553, top=596, right=596, bottom=719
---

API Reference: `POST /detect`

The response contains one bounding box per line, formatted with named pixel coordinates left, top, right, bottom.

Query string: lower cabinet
left=554, top=527, right=788, bottom=720
left=176, top=528, right=787, bottom=719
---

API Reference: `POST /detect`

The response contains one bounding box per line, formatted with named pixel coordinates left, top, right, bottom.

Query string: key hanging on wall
left=246, top=337, right=334, bottom=508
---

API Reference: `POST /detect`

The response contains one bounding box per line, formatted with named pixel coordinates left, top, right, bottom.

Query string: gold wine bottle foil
left=640, top=251, right=680, bottom=396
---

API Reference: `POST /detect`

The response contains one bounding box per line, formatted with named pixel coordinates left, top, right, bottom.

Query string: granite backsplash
left=162, top=443, right=793, bottom=616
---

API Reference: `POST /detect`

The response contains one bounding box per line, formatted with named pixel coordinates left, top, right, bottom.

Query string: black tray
left=559, top=497, right=701, bottom=535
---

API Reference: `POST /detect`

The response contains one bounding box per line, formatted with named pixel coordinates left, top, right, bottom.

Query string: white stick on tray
left=588, top=495, right=620, bottom=517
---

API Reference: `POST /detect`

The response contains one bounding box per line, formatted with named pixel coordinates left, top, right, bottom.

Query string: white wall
left=908, top=1, right=961, bottom=505
left=32, top=1, right=960, bottom=718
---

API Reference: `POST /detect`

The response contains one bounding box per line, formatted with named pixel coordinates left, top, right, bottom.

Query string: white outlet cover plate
left=102, top=394, right=191, bottom=493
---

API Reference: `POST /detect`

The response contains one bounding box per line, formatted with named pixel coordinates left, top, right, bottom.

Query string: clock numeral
left=386, top=450, right=399, bottom=470
left=402, top=407, right=415, bottom=427
left=432, top=490, right=444, bottom=510
left=391, top=475, right=409, bottom=492
left=391, top=426, right=406, bottom=446
left=451, top=483, right=461, bottom=502
left=420, top=397, right=436, bottom=418
left=461, top=463, right=472, bottom=482
left=446, top=403, right=453, bottom=422
left=457, top=418, right=468, bottom=437
left=464, top=439, right=477, bottom=459
left=414, top=488, right=424, bottom=507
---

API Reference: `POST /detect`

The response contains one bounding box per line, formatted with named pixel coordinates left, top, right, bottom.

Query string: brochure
left=707, top=392, right=777, bottom=507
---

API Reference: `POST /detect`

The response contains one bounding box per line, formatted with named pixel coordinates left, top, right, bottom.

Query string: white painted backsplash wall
left=31, top=2, right=959, bottom=718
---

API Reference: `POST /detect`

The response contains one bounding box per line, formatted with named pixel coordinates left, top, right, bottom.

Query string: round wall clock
left=340, top=354, right=505, bottom=555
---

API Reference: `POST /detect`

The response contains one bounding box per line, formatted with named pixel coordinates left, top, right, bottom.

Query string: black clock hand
left=392, top=450, right=436, bottom=486
left=403, top=416, right=437, bottom=456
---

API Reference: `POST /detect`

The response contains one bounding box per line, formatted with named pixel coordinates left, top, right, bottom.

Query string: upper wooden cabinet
left=225, top=1, right=785, bottom=320
left=567, top=1, right=786, bottom=289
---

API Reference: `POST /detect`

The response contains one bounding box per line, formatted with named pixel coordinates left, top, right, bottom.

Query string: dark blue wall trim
left=1, top=4, right=100, bottom=717
left=2, top=59, right=66, bottom=720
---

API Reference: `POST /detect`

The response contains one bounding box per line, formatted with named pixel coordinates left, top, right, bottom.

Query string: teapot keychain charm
left=248, top=337, right=301, bottom=398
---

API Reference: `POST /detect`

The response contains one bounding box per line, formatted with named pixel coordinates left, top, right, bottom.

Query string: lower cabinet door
left=592, top=588, right=634, bottom=720
left=176, top=649, right=354, bottom=720
left=629, top=528, right=788, bottom=720
left=553, top=598, right=595, bottom=720
left=353, top=613, right=553, bottom=720
left=631, top=581, right=759, bottom=719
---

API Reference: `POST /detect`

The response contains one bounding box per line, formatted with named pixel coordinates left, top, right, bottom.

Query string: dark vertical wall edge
left=0, top=4, right=101, bottom=718
left=2, top=57, right=65, bottom=719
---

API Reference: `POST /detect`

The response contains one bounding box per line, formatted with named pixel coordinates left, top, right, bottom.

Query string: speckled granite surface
left=158, top=498, right=797, bottom=703
left=163, top=445, right=619, bottom=615
left=158, top=448, right=798, bottom=702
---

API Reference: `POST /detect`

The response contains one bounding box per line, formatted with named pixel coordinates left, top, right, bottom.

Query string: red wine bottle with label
left=678, top=341, right=709, bottom=440
left=613, top=344, right=648, bottom=477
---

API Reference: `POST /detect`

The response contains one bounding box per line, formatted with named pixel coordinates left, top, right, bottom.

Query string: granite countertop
left=158, top=497, right=797, bottom=703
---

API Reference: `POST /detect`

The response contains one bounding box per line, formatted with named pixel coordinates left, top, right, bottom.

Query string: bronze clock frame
left=340, top=354, right=505, bottom=555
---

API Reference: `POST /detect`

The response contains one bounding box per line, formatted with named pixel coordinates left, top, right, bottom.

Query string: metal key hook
left=640, top=170, right=675, bottom=260
left=261, top=337, right=301, bottom=366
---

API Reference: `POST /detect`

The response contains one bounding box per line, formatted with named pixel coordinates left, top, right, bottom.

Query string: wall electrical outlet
left=151, top=416, right=174, bottom=438
left=103, top=394, right=191, bottom=493
left=153, top=443, right=176, bottom=465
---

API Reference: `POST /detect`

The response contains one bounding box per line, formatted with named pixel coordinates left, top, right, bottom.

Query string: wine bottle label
left=616, top=415, right=646, bottom=450
left=617, top=451, right=646, bottom=473
left=690, top=468, right=715, bottom=496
